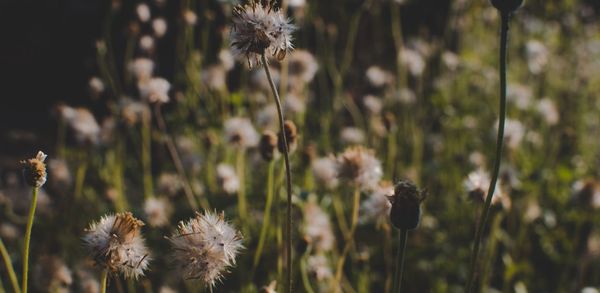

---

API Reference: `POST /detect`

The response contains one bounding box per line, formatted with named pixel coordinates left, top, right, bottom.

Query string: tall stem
left=392, top=229, right=408, bottom=293
left=261, top=54, right=293, bottom=293
left=0, top=237, right=20, bottom=293
left=100, top=269, right=108, bottom=293
left=253, top=160, right=276, bottom=268
left=141, top=110, right=154, bottom=199
left=334, top=187, right=361, bottom=284
left=21, top=187, right=38, bottom=293
left=466, top=12, right=509, bottom=292
left=236, top=149, right=248, bottom=224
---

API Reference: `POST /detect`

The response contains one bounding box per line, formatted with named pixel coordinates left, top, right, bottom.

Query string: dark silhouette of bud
left=259, top=131, right=278, bottom=161
left=388, top=180, right=426, bottom=230
left=490, top=0, right=524, bottom=14
left=278, top=120, right=298, bottom=153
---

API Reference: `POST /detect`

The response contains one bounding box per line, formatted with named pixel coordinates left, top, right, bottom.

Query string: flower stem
left=334, top=187, right=361, bottom=284
left=0, top=237, right=20, bottom=293
left=253, top=160, right=276, bottom=269
left=392, top=229, right=408, bottom=293
left=100, top=269, right=108, bottom=293
left=236, top=149, right=248, bottom=227
left=466, top=12, right=510, bottom=292
left=261, top=53, right=294, bottom=293
left=141, top=110, right=154, bottom=199
left=21, top=187, right=38, bottom=293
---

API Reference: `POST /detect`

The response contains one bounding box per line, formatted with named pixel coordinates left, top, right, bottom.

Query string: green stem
left=466, top=12, right=510, bottom=292
left=253, top=160, right=276, bottom=269
left=236, top=149, right=248, bottom=224
left=334, top=187, right=361, bottom=284
left=74, top=154, right=88, bottom=200
left=21, top=187, right=39, bottom=293
left=261, top=53, right=294, bottom=293
left=100, top=269, right=108, bottom=293
left=141, top=111, right=154, bottom=199
left=300, top=253, right=316, bottom=293
left=0, top=237, right=20, bottom=293
left=392, top=229, right=408, bottom=293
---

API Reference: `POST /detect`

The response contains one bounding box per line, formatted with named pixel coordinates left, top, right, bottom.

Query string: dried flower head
left=259, top=130, right=279, bottom=161
left=336, top=146, right=383, bottom=191
left=21, top=151, right=48, bottom=187
left=387, top=180, right=426, bottom=230
left=82, top=212, right=150, bottom=279
left=224, top=117, right=260, bottom=148
left=278, top=120, right=298, bottom=153
left=168, top=211, right=243, bottom=287
left=230, top=0, right=295, bottom=67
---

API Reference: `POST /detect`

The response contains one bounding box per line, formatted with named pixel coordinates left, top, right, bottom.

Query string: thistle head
left=230, top=0, right=295, bottom=68
left=21, top=151, right=48, bottom=188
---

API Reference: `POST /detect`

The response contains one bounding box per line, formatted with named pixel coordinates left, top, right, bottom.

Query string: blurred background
left=0, top=0, right=600, bottom=292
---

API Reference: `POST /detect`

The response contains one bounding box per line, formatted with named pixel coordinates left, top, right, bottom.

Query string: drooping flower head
left=82, top=212, right=150, bottom=279
left=168, top=211, right=244, bottom=287
left=230, top=0, right=295, bottom=67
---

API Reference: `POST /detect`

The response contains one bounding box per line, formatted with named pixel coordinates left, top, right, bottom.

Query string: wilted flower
left=312, top=157, right=339, bottom=189
left=336, top=146, right=383, bottom=191
left=230, top=0, right=295, bottom=67
left=82, top=212, right=150, bottom=279
left=21, top=151, right=48, bottom=188
left=168, top=211, right=243, bottom=287
left=303, top=199, right=335, bottom=252
left=224, top=117, right=259, bottom=148
left=33, top=256, right=73, bottom=293
left=144, top=197, right=173, bottom=227
left=139, top=77, right=170, bottom=103
left=217, top=163, right=240, bottom=195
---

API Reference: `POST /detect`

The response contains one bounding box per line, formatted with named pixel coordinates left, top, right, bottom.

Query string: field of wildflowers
left=1, top=0, right=600, bottom=292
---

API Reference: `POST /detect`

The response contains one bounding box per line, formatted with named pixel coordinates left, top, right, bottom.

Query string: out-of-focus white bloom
left=312, top=157, right=339, bottom=189
left=152, top=18, right=167, bottom=38
left=183, top=9, right=198, bottom=26
left=88, top=77, right=105, bottom=96
left=76, top=268, right=99, bottom=293
left=58, top=106, right=101, bottom=145
left=139, top=35, right=155, bottom=51
left=360, top=182, right=394, bottom=224
left=469, top=151, right=486, bottom=168
left=230, top=1, right=295, bottom=67
left=582, top=287, right=599, bottom=293
left=33, top=256, right=73, bottom=293
left=223, top=117, right=259, bottom=148
left=464, top=169, right=510, bottom=209
left=336, top=146, right=383, bottom=191
left=47, top=158, right=72, bottom=194
left=500, top=119, right=525, bottom=149
left=284, top=92, right=306, bottom=114
left=340, top=127, right=365, bottom=145
left=0, top=223, right=19, bottom=241
left=366, top=66, right=393, bottom=88
left=288, top=0, right=306, bottom=8
left=526, top=40, right=549, bottom=74
left=507, top=84, right=532, bottom=110
left=136, top=4, right=151, bottom=23
left=400, top=48, right=425, bottom=76
left=303, top=200, right=335, bottom=252
left=82, top=212, right=150, bottom=279
left=395, top=88, right=416, bottom=104
left=219, top=49, right=235, bottom=71
left=168, top=211, right=243, bottom=287
left=157, top=173, right=183, bottom=197
left=306, top=254, right=333, bottom=281
left=217, top=163, right=240, bottom=195
left=524, top=200, right=541, bottom=223
left=442, top=51, right=460, bottom=71
left=138, top=77, right=170, bottom=103
left=288, top=49, right=318, bottom=84
left=572, top=179, right=600, bottom=209
left=202, top=65, right=227, bottom=91
left=363, top=95, right=383, bottom=115
left=129, top=58, right=155, bottom=82
left=255, top=103, right=278, bottom=130
left=143, top=197, right=173, bottom=227
left=535, top=98, right=559, bottom=125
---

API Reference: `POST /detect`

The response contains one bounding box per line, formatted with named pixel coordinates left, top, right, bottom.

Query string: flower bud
left=259, top=131, right=278, bottom=161
left=278, top=120, right=298, bottom=153
left=490, top=0, right=524, bottom=14
left=388, top=180, right=426, bottom=230
left=21, top=151, right=48, bottom=188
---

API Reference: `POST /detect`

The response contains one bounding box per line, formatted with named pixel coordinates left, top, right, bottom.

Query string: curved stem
left=466, top=12, right=510, bottom=292
left=0, top=237, right=20, bottom=293
left=253, top=160, right=276, bottom=269
left=334, top=187, right=361, bottom=284
left=392, top=229, right=408, bottom=293
left=100, top=269, right=108, bottom=293
left=261, top=54, right=294, bottom=293
left=21, top=187, right=38, bottom=293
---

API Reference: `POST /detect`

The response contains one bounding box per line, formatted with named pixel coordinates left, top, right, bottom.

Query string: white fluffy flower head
left=82, top=212, right=150, bottom=279
left=230, top=0, right=295, bottom=68
left=168, top=211, right=243, bottom=287
left=336, top=146, right=383, bottom=191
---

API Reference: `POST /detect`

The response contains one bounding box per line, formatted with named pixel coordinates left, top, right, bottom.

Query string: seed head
left=387, top=180, right=426, bottom=230
left=168, top=211, right=243, bottom=287
left=82, top=212, right=150, bottom=279
left=230, top=0, right=295, bottom=68
left=21, top=151, right=48, bottom=188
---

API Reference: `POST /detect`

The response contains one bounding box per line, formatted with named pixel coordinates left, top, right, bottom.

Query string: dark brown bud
left=259, top=131, right=278, bottom=161
left=278, top=120, right=298, bottom=153
left=490, top=0, right=524, bottom=14
left=21, top=151, right=48, bottom=188
left=388, top=180, right=426, bottom=230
